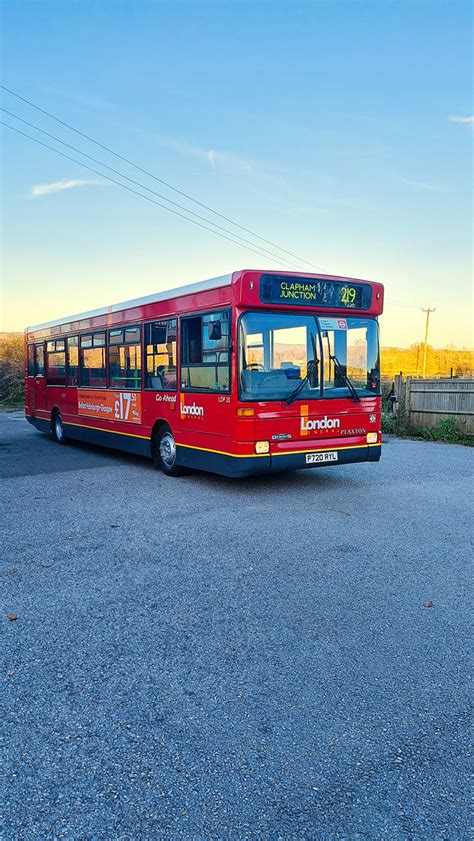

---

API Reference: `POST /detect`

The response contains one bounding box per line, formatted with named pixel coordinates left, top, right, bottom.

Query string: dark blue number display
left=259, top=275, right=371, bottom=309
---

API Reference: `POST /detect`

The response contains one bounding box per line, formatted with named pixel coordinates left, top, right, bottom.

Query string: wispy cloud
left=136, top=126, right=255, bottom=173
left=401, top=178, right=443, bottom=192
left=31, top=179, right=107, bottom=197
left=448, top=115, right=474, bottom=125
left=156, top=135, right=254, bottom=172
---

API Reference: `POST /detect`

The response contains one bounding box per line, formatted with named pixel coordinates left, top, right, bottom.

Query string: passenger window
left=46, top=339, right=66, bottom=385
left=27, top=344, right=35, bottom=376
left=145, top=319, right=177, bottom=390
left=109, top=329, right=123, bottom=346
left=35, top=344, right=45, bottom=376
left=124, top=326, right=140, bottom=344
left=181, top=311, right=230, bottom=392
left=80, top=333, right=106, bottom=387
left=108, top=325, right=141, bottom=389
left=67, top=336, right=79, bottom=386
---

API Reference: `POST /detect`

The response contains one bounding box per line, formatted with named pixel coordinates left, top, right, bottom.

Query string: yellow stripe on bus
left=177, top=442, right=380, bottom=459
left=177, top=442, right=268, bottom=458
left=28, top=415, right=380, bottom=457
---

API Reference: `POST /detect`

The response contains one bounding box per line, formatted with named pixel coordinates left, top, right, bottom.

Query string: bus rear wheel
left=153, top=426, right=183, bottom=477
left=51, top=411, right=67, bottom=444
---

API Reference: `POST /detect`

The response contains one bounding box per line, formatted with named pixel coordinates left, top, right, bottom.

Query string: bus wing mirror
left=208, top=321, right=222, bottom=341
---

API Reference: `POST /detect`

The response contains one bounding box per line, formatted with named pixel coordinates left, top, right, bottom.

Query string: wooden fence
left=393, top=376, right=474, bottom=435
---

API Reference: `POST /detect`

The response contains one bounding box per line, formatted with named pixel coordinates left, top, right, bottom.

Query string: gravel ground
left=1, top=410, right=472, bottom=840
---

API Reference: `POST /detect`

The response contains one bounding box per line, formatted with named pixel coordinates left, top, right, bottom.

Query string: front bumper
left=176, top=442, right=381, bottom=478
left=268, top=442, right=381, bottom=474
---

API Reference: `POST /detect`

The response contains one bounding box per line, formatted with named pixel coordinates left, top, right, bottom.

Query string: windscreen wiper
left=330, top=354, right=361, bottom=402
left=285, top=359, right=318, bottom=405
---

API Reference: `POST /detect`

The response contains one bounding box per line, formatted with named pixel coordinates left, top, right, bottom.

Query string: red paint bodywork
left=24, top=269, right=384, bottom=477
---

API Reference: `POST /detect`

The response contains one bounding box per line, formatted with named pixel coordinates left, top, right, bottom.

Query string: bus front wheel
left=153, top=426, right=183, bottom=477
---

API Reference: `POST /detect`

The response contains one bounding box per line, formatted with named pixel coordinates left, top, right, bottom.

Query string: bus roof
left=26, top=268, right=383, bottom=334
left=26, top=272, right=234, bottom=333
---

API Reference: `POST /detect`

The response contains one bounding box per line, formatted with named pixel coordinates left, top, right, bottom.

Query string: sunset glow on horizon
left=1, top=1, right=472, bottom=350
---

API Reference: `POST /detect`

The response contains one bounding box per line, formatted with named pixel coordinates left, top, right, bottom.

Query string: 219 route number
left=340, top=286, right=357, bottom=305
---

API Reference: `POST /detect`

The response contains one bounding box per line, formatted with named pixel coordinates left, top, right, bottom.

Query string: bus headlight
left=367, top=432, right=378, bottom=444
left=255, top=441, right=270, bottom=454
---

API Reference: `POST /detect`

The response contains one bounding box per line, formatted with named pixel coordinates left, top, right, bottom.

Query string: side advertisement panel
left=77, top=389, right=142, bottom=424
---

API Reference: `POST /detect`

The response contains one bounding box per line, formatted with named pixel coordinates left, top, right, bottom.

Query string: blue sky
left=1, top=0, right=472, bottom=346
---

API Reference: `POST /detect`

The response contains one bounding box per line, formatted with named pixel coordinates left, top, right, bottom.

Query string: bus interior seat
left=148, top=375, right=164, bottom=389
left=280, top=362, right=301, bottom=378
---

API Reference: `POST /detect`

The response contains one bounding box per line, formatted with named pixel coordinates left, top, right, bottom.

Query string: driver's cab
left=239, top=310, right=321, bottom=402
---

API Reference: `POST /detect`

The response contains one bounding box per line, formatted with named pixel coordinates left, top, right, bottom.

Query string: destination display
left=258, top=275, right=372, bottom=310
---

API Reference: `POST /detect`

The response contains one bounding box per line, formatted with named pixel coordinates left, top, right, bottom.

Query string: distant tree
left=0, top=334, right=24, bottom=405
left=381, top=344, right=473, bottom=380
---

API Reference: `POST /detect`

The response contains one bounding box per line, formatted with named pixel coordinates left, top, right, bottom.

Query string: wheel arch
left=150, top=417, right=171, bottom=456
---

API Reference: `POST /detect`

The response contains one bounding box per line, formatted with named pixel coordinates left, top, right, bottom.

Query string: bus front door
left=34, top=343, right=47, bottom=414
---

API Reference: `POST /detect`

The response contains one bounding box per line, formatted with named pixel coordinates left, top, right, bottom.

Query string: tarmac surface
left=1, top=410, right=472, bottom=839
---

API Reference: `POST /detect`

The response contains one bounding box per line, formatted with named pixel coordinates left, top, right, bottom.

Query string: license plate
left=305, top=451, right=338, bottom=464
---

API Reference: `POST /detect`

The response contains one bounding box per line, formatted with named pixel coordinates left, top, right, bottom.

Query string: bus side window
left=80, top=333, right=106, bottom=388
left=181, top=311, right=230, bottom=392
left=35, top=344, right=45, bottom=376
left=27, top=344, right=35, bottom=376
left=67, top=336, right=79, bottom=386
left=108, top=326, right=142, bottom=390
left=145, top=319, right=177, bottom=390
left=46, top=340, right=66, bottom=385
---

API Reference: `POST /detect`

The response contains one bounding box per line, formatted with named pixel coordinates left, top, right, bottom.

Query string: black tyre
left=153, top=426, right=183, bottom=477
left=51, top=411, right=67, bottom=443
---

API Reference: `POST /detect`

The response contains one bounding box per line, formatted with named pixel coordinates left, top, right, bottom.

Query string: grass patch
left=382, top=412, right=473, bottom=446
left=418, top=418, right=472, bottom=444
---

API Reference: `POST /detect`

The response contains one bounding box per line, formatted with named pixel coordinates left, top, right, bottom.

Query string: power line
left=0, top=85, right=422, bottom=315
left=386, top=299, right=422, bottom=310
left=1, top=106, right=305, bottom=270
left=0, top=83, right=325, bottom=272
left=0, top=119, right=304, bottom=267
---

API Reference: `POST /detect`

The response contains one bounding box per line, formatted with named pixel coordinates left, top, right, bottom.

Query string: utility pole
left=422, top=308, right=436, bottom=378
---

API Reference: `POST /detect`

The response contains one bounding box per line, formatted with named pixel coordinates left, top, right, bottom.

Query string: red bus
left=25, top=269, right=383, bottom=477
